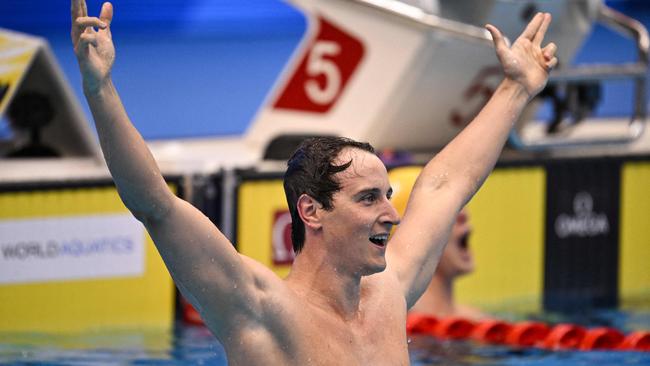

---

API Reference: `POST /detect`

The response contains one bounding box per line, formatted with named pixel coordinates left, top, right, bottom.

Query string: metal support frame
left=508, top=5, right=649, bottom=150
left=341, top=0, right=649, bottom=150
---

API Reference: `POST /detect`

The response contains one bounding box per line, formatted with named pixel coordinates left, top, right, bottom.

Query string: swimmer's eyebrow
left=354, top=187, right=393, bottom=199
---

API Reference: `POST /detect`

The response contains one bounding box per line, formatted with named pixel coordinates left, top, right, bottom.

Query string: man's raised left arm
left=387, top=13, right=557, bottom=307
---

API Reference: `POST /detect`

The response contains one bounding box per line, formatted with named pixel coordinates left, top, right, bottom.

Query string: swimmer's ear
left=297, top=194, right=322, bottom=231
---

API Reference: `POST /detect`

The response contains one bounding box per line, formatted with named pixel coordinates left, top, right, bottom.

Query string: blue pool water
left=0, top=310, right=649, bottom=365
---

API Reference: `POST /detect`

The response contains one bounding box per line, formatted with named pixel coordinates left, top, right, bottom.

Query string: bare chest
left=297, top=312, right=410, bottom=366
left=224, top=301, right=409, bottom=365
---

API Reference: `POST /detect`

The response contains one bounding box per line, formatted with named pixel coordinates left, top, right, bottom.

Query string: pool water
left=409, top=337, right=650, bottom=366
left=0, top=310, right=649, bottom=365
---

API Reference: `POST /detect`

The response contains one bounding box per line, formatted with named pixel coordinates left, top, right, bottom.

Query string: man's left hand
left=487, top=12, right=558, bottom=99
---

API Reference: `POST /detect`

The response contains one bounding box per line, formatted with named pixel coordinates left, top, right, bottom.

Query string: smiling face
left=436, top=209, right=474, bottom=279
left=318, top=148, right=401, bottom=276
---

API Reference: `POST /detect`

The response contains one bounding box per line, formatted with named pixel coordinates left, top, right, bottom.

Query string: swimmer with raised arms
left=70, top=1, right=556, bottom=364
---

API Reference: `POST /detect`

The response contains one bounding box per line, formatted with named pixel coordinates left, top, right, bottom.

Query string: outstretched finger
left=99, top=2, right=114, bottom=29
left=520, top=12, right=544, bottom=41
left=71, top=0, right=89, bottom=43
left=486, top=24, right=508, bottom=53
left=71, top=0, right=88, bottom=20
left=533, top=13, right=552, bottom=46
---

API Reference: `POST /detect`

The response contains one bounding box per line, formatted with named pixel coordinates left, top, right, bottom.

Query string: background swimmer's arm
left=386, top=13, right=557, bottom=308
left=71, top=0, right=279, bottom=337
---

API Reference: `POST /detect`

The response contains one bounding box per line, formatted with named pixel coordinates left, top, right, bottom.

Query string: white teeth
left=369, top=233, right=389, bottom=245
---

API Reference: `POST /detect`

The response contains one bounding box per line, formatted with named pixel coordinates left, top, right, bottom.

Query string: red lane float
left=580, top=327, right=624, bottom=350
left=505, top=321, right=551, bottom=347
left=405, top=314, right=648, bottom=352
left=542, top=323, right=587, bottom=350
left=405, top=314, right=477, bottom=339
left=471, top=319, right=513, bottom=344
left=406, top=313, right=438, bottom=335
left=435, top=317, right=476, bottom=339
left=181, top=296, right=205, bottom=325
left=620, top=331, right=650, bottom=351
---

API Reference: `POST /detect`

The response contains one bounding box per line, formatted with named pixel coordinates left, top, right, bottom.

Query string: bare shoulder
left=239, top=255, right=290, bottom=293
left=213, top=258, right=316, bottom=364
left=362, top=270, right=408, bottom=309
left=228, top=254, right=297, bottom=312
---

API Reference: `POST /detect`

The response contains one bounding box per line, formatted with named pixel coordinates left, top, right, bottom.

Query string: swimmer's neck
left=411, top=273, right=456, bottom=317
left=286, top=251, right=364, bottom=321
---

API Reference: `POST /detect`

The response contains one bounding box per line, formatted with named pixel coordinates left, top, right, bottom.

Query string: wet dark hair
left=284, top=136, right=375, bottom=254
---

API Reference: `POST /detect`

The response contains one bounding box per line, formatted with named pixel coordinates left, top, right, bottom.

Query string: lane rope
left=406, top=313, right=650, bottom=351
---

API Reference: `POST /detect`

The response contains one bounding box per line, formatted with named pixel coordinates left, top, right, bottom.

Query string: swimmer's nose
left=384, top=201, right=401, bottom=227
left=457, top=209, right=469, bottom=224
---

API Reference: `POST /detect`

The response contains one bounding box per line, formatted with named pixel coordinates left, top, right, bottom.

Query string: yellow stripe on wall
left=389, top=166, right=546, bottom=313
left=237, top=179, right=292, bottom=278
left=460, top=167, right=545, bottom=313
left=619, top=161, right=650, bottom=304
left=0, top=186, right=174, bottom=333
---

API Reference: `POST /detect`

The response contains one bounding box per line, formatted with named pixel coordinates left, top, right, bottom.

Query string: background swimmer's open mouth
left=369, top=233, right=389, bottom=247
left=459, top=232, right=470, bottom=250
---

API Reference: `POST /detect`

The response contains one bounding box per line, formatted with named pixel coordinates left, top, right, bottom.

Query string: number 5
left=304, top=40, right=342, bottom=105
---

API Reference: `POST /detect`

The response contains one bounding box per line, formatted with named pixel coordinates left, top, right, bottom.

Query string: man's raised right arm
left=71, top=0, right=275, bottom=335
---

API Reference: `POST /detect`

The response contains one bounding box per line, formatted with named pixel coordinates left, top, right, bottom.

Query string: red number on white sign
left=305, top=41, right=342, bottom=105
left=274, top=16, right=365, bottom=113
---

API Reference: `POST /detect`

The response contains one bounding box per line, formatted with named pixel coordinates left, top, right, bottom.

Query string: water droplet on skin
left=233, top=284, right=238, bottom=289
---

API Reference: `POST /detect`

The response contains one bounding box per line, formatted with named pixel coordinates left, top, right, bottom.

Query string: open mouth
left=459, top=232, right=470, bottom=250
left=369, top=233, right=389, bottom=247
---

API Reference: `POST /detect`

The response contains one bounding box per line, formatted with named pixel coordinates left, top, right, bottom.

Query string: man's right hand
left=71, top=0, right=115, bottom=94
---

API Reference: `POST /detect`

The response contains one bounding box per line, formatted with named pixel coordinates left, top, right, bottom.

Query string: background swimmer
left=410, top=209, right=485, bottom=320
left=70, top=0, right=556, bottom=363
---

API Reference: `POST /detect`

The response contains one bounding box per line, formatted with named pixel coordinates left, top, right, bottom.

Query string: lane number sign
left=274, top=16, right=365, bottom=113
